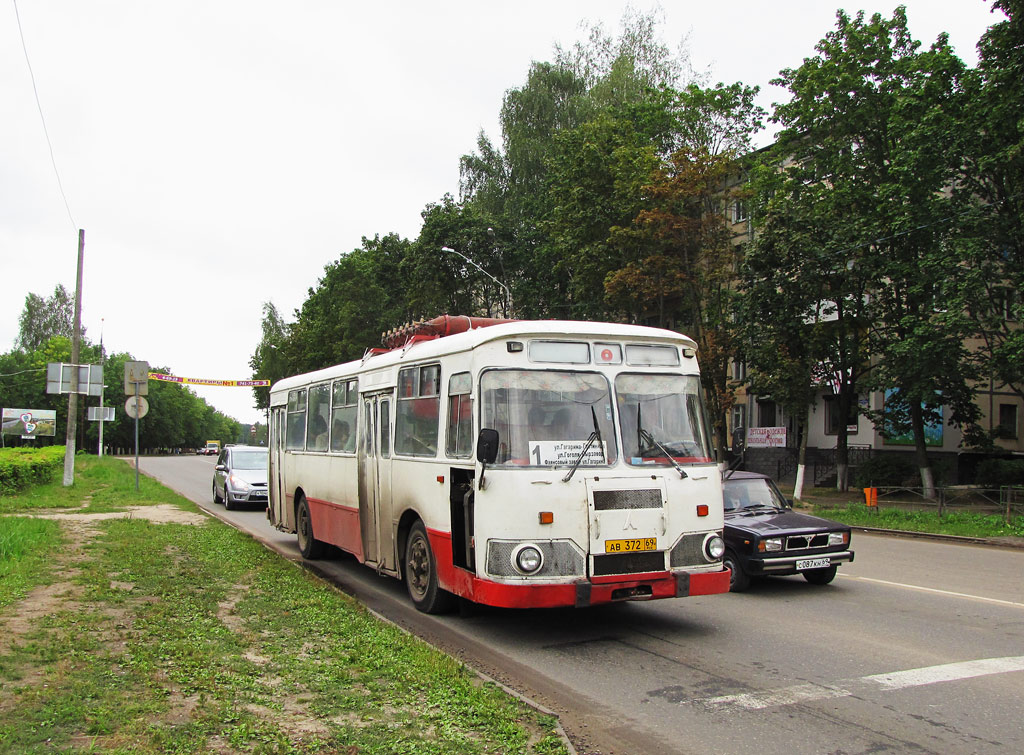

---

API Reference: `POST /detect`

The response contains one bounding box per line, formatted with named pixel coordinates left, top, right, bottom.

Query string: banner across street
left=148, top=372, right=270, bottom=388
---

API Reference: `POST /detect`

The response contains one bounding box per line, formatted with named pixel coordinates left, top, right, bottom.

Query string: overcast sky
left=2, top=0, right=1004, bottom=425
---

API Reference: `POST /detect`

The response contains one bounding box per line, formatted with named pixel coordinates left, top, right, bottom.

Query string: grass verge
left=0, top=456, right=567, bottom=754
left=810, top=502, right=1024, bottom=539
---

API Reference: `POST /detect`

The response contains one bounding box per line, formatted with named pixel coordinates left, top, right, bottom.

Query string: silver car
left=213, top=445, right=269, bottom=510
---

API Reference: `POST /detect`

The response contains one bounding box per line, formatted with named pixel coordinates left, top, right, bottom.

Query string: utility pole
left=63, top=229, right=85, bottom=487
left=98, top=318, right=105, bottom=457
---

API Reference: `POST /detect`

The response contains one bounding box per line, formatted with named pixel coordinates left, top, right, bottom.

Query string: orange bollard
left=863, top=487, right=878, bottom=507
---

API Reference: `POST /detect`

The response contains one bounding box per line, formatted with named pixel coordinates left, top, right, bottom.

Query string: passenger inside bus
left=310, top=414, right=329, bottom=451
left=331, top=419, right=353, bottom=453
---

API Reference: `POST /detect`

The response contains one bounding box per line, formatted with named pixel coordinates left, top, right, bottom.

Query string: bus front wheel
left=405, top=521, right=454, bottom=614
left=296, top=497, right=326, bottom=560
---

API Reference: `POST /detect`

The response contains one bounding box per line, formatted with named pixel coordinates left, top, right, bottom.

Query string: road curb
left=854, top=526, right=1024, bottom=549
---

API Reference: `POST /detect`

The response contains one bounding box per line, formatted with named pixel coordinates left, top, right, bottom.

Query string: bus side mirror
left=477, top=428, right=499, bottom=464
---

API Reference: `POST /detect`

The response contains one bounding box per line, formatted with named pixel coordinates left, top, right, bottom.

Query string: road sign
left=88, top=406, right=115, bottom=422
left=46, top=363, right=103, bottom=396
left=124, top=361, right=150, bottom=395
left=125, top=395, right=149, bottom=419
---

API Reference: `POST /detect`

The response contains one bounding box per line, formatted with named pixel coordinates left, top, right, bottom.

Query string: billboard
left=747, top=426, right=787, bottom=448
left=2, top=408, right=58, bottom=438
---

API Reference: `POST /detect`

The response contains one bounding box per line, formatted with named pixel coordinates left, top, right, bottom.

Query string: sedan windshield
left=723, top=478, right=788, bottom=512
left=479, top=370, right=616, bottom=467
left=615, top=374, right=714, bottom=466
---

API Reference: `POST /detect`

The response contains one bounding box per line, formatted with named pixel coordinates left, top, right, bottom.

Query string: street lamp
left=441, top=245, right=514, bottom=318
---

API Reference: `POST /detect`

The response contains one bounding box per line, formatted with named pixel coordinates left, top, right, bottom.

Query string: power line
left=12, top=0, right=76, bottom=230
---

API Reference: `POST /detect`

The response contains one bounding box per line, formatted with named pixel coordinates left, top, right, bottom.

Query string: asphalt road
left=138, top=454, right=1024, bottom=755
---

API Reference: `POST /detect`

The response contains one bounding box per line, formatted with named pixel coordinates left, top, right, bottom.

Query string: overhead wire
left=12, top=0, right=76, bottom=230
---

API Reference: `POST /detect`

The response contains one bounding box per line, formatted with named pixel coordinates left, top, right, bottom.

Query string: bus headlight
left=704, top=534, right=725, bottom=560
left=512, top=544, right=544, bottom=575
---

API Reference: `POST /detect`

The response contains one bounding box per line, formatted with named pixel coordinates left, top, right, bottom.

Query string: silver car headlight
left=228, top=474, right=251, bottom=492
left=828, top=532, right=849, bottom=546
left=760, top=537, right=783, bottom=552
left=511, top=544, right=544, bottom=575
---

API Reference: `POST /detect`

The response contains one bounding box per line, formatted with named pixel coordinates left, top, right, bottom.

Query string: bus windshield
left=615, top=374, right=714, bottom=465
left=480, top=370, right=617, bottom=467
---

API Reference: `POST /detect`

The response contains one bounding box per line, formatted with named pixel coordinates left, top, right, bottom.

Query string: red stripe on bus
left=425, top=528, right=730, bottom=609
left=307, top=497, right=363, bottom=560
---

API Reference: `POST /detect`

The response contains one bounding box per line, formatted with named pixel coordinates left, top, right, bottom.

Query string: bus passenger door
left=357, top=392, right=394, bottom=571
left=269, top=407, right=288, bottom=530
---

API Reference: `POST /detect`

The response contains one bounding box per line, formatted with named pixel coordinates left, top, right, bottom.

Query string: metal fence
left=862, top=485, right=1024, bottom=522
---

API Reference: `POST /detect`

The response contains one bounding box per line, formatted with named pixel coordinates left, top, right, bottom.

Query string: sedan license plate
left=605, top=537, right=657, bottom=553
left=796, top=557, right=831, bottom=570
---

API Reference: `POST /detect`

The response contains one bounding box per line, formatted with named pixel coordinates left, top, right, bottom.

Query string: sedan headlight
left=228, top=474, right=251, bottom=493
left=828, top=532, right=849, bottom=546
left=512, top=544, right=544, bottom=575
left=759, top=538, right=783, bottom=552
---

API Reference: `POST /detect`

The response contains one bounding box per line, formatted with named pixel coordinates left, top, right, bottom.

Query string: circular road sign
left=125, top=395, right=149, bottom=419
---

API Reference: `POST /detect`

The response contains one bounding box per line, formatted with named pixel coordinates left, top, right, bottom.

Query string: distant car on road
left=722, top=471, right=854, bottom=591
left=212, top=445, right=269, bottom=510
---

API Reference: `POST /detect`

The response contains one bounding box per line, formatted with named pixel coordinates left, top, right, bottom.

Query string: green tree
left=956, top=0, right=1023, bottom=408
left=15, top=285, right=84, bottom=352
left=250, top=302, right=290, bottom=414
left=604, top=83, right=763, bottom=450
left=759, top=7, right=980, bottom=494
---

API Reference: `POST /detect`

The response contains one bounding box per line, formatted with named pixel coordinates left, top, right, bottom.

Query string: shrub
left=0, top=446, right=65, bottom=496
left=974, top=458, right=1024, bottom=487
left=853, top=453, right=918, bottom=487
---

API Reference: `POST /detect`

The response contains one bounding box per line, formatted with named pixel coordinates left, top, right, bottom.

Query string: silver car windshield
left=231, top=450, right=267, bottom=470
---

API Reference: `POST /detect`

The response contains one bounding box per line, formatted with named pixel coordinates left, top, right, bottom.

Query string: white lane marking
left=706, top=683, right=851, bottom=711
left=700, top=655, right=1024, bottom=711
left=863, top=656, right=1024, bottom=690
left=839, top=574, right=1024, bottom=609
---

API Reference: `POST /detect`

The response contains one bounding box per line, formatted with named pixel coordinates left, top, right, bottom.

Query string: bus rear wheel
left=405, top=521, right=455, bottom=614
left=296, top=496, right=326, bottom=560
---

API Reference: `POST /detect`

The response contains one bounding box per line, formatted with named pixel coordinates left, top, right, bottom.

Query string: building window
left=756, top=399, right=777, bottom=428
left=732, top=200, right=749, bottom=223
left=824, top=395, right=858, bottom=435
left=731, top=360, right=746, bottom=381
left=998, top=403, right=1018, bottom=439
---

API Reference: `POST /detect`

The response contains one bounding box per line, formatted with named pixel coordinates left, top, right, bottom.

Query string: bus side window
left=446, top=372, right=473, bottom=458
left=286, top=388, right=306, bottom=450
left=396, top=365, right=440, bottom=457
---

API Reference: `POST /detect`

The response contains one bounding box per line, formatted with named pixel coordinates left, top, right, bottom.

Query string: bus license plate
left=796, top=557, right=831, bottom=570
left=605, top=538, right=657, bottom=553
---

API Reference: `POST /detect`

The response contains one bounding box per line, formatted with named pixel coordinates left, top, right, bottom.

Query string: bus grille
left=669, top=532, right=710, bottom=567
left=592, top=489, right=662, bottom=511
left=486, top=540, right=585, bottom=578
left=592, top=551, right=666, bottom=576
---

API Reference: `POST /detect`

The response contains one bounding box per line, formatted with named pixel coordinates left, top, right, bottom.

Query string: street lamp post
left=441, top=245, right=514, bottom=318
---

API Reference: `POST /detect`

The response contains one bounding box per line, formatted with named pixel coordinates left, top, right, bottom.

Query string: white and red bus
left=268, top=316, right=730, bottom=612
